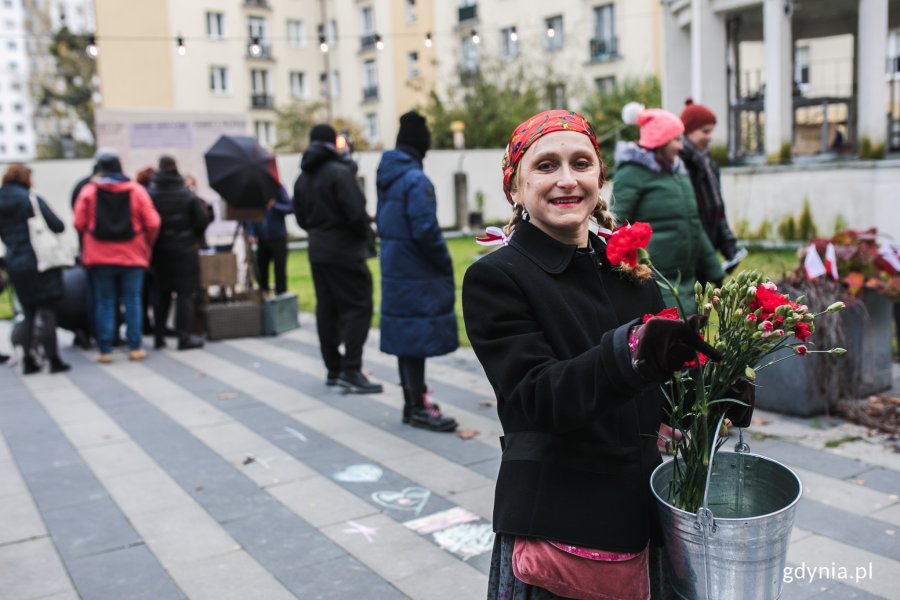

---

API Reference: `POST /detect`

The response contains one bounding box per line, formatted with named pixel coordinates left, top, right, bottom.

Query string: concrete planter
left=755, top=290, right=894, bottom=417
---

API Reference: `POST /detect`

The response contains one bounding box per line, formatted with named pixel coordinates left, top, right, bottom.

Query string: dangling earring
left=520, top=205, right=530, bottom=221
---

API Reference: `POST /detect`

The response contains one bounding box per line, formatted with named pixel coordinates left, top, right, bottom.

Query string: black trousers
left=310, top=261, right=373, bottom=373
left=155, top=288, right=195, bottom=339
left=21, top=303, right=59, bottom=360
left=257, top=237, right=288, bottom=294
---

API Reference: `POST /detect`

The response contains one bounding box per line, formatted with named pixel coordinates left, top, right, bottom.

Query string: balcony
left=360, top=33, right=377, bottom=51
left=251, top=93, right=274, bottom=109
left=362, top=85, right=379, bottom=102
left=589, top=37, right=618, bottom=62
left=247, top=43, right=273, bottom=60
left=458, top=4, right=477, bottom=23
left=243, top=0, right=269, bottom=8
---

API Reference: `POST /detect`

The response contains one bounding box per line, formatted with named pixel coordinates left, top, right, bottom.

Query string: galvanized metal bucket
left=650, top=429, right=802, bottom=600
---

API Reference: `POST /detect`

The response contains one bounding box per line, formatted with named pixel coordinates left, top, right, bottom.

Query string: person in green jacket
left=612, top=107, right=724, bottom=315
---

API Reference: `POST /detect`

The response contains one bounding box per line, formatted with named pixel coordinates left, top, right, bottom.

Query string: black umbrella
left=204, top=135, right=280, bottom=208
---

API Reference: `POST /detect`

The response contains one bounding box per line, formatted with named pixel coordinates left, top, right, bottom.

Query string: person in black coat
left=148, top=156, right=210, bottom=350
left=462, top=111, right=718, bottom=599
left=246, top=184, right=292, bottom=295
left=0, top=164, right=71, bottom=374
left=678, top=99, right=741, bottom=271
left=294, top=124, right=382, bottom=394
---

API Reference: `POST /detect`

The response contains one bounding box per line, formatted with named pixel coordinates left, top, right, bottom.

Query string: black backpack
left=93, top=187, right=136, bottom=241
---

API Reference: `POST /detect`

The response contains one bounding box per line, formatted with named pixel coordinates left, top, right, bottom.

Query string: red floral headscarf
left=502, top=109, right=604, bottom=204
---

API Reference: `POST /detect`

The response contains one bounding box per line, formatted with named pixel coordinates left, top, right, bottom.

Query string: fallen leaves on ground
left=456, top=429, right=479, bottom=440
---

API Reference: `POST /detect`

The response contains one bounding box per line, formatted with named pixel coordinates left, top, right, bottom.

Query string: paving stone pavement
left=0, top=317, right=898, bottom=600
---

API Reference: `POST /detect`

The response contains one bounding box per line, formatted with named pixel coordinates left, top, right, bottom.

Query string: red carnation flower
left=793, top=321, right=811, bottom=342
left=751, top=284, right=790, bottom=319
left=606, top=222, right=652, bottom=269
left=643, top=306, right=679, bottom=323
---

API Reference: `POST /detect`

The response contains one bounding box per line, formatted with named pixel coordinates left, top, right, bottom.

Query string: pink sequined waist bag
left=512, top=536, right=650, bottom=600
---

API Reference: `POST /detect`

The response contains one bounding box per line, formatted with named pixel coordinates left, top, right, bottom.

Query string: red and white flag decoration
left=475, top=226, right=508, bottom=247
left=803, top=244, right=827, bottom=279
left=824, top=242, right=839, bottom=280
left=879, top=242, right=900, bottom=274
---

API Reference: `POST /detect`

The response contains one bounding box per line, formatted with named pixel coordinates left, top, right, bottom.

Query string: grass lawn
left=0, top=242, right=804, bottom=347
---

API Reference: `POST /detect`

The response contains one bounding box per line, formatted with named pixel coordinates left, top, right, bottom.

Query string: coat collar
left=508, top=220, right=605, bottom=275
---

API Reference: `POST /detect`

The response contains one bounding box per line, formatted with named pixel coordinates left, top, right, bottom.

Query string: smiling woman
left=461, top=109, right=714, bottom=599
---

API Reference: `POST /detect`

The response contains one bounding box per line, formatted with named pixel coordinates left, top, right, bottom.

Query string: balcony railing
left=243, top=0, right=269, bottom=8
left=458, top=4, right=477, bottom=23
left=360, top=33, right=377, bottom=51
left=362, top=85, right=379, bottom=102
left=589, top=37, right=618, bottom=62
left=251, top=93, right=273, bottom=109
left=247, top=43, right=273, bottom=59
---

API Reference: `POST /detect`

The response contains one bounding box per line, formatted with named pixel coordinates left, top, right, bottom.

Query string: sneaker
left=49, top=357, right=71, bottom=374
left=128, top=349, right=147, bottom=361
left=97, top=353, right=113, bottom=364
left=337, top=370, right=383, bottom=394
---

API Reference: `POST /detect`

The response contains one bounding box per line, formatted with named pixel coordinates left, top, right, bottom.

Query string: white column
left=763, top=0, right=793, bottom=158
left=690, top=0, right=729, bottom=146
left=661, top=3, right=691, bottom=114
left=857, top=0, right=889, bottom=150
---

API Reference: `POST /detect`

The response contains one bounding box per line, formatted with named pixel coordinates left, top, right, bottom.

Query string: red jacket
left=74, top=178, right=161, bottom=268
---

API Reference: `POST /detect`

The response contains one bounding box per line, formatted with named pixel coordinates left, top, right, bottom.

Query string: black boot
left=49, top=356, right=71, bottom=374
left=177, top=334, right=204, bottom=351
left=404, top=387, right=457, bottom=432
left=22, top=355, right=41, bottom=375
left=337, top=370, right=383, bottom=394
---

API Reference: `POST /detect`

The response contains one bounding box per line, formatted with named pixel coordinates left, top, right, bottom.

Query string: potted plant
left=755, top=228, right=898, bottom=416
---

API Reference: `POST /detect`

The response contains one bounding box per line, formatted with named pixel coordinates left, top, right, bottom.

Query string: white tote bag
left=27, top=192, right=74, bottom=272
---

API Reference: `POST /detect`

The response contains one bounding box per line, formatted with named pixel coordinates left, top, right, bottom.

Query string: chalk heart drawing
left=371, top=487, right=431, bottom=515
left=433, top=523, right=496, bottom=561
left=333, top=464, right=383, bottom=483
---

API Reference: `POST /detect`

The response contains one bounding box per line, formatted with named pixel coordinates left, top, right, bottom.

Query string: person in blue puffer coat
left=376, top=111, right=458, bottom=432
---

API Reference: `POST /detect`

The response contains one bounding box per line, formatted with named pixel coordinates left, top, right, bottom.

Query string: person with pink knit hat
left=612, top=104, right=724, bottom=316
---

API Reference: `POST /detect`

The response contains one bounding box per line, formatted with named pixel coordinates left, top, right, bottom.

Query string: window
left=794, top=45, right=810, bottom=90
left=406, top=51, right=420, bottom=79
left=545, top=15, right=564, bottom=51
left=249, top=16, right=268, bottom=42
left=592, top=4, right=616, bottom=59
left=500, top=27, right=518, bottom=60
left=320, top=72, right=328, bottom=97
left=888, top=30, right=900, bottom=76
left=207, top=12, right=225, bottom=39
left=327, top=19, right=337, bottom=46
left=17, top=144, right=26, bottom=153
left=255, top=121, right=275, bottom=147
left=7, top=40, right=15, bottom=50
left=360, top=6, right=374, bottom=36
left=251, top=69, right=269, bottom=94
left=287, top=20, right=306, bottom=47
left=290, top=71, right=307, bottom=98
left=548, top=83, right=566, bottom=107
left=405, top=0, right=416, bottom=23
left=15, top=123, right=25, bottom=133
left=13, top=103, right=22, bottom=112
left=363, top=59, right=378, bottom=99
left=462, top=36, right=479, bottom=74
left=595, top=76, right=615, bottom=94
left=365, top=113, right=378, bottom=142
left=210, top=66, right=229, bottom=93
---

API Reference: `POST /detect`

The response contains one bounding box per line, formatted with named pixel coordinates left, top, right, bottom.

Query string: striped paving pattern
left=1, top=318, right=898, bottom=599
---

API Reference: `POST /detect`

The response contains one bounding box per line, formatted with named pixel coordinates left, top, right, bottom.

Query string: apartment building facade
left=0, top=0, right=94, bottom=163
left=91, top=1, right=664, bottom=149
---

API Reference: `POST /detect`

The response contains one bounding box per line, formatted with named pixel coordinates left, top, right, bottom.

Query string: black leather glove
left=723, top=381, right=756, bottom=428
left=630, top=315, right=723, bottom=383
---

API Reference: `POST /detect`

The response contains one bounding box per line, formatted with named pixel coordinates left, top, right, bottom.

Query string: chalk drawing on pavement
left=432, top=523, right=495, bottom=560
left=371, top=487, right=431, bottom=516
left=333, top=464, right=383, bottom=483
left=343, top=520, right=379, bottom=543
left=403, top=506, right=480, bottom=535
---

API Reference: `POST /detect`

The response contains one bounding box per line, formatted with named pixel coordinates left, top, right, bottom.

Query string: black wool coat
left=149, top=171, right=210, bottom=290
left=0, top=183, right=65, bottom=306
left=462, top=220, right=666, bottom=553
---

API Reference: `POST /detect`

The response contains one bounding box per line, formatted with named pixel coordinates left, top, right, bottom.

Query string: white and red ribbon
left=475, top=226, right=508, bottom=247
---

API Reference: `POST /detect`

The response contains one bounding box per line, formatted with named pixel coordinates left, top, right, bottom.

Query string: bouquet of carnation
left=604, top=222, right=846, bottom=513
